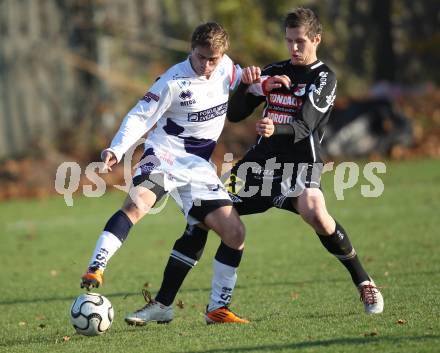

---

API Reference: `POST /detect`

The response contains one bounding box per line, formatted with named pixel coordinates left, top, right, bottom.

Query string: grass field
left=0, top=159, right=439, bottom=353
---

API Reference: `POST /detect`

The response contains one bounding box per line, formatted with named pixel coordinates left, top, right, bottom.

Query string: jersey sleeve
left=246, top=75, right=270, bottom=96
left=275, top=71, right=337, bottom=142
left=227, top=65, right=272, bottom=122
left=227, top=82, right=266, bottom=122
left=106, top=77, right=172, bottom=162
left=223, top=54, right=242, bottom=91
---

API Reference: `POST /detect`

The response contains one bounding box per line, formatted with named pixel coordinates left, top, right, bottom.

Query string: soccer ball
left=70, top=293, right=114, bottom=336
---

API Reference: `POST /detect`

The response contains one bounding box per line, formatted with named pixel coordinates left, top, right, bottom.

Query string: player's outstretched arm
left=100, top=149, right=118, bottom=172
left=107, top=80, right=172, bottom=162
left=227, top=65, right=265, bottom=123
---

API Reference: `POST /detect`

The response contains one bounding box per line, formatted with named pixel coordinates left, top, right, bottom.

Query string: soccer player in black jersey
left=126, top=8, right=384, bottom=325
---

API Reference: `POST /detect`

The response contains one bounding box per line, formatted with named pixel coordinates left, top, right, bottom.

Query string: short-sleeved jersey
left=108, top=54, right=241, bottom=163
left=228, top=59, right=336, bottom=163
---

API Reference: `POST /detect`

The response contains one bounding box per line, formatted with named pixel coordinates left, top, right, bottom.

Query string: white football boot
left=125, top=300, right=174, bottom=325
left=358, top=279, right=384, bottom=314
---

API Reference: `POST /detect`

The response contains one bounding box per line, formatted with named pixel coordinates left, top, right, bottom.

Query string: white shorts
left=132, top=146, right=230, bottom=225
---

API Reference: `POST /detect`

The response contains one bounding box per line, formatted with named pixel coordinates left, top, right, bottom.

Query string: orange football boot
left=80, top=268, right=104, bottom=290
left=205, top=306, right=249, bottom=324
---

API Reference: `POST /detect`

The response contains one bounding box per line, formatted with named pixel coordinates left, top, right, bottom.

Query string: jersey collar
left=289, top=59, right=322, bottom=71
left=183, top=55, right=225, bottom=80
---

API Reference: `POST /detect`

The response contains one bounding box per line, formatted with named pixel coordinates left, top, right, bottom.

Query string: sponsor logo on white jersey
left=187, top=102, right=228, bottom=122
left=180, top=100, right=196, bottom=106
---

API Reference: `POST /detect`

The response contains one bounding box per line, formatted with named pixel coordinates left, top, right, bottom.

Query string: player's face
left=190, top=46, right=224, bottom=78
left=285, top=26, right=321, bottom=66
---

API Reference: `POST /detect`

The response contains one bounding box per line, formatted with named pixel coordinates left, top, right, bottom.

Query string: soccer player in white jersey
left=80, top=22, right=254, bottom=324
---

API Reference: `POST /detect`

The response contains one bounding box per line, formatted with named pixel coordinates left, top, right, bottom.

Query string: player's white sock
left=208, top=259, right=237, bottom=311
left=88, top=231, right=122, bottom=271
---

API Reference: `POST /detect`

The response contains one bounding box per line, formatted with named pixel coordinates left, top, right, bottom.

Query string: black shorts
left=223, top=157, right=323, bottom=216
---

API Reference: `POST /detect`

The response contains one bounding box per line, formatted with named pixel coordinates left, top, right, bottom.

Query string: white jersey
left=107, top=54, right=241, bottom=163
left=105, top=54, right=241, bottom=224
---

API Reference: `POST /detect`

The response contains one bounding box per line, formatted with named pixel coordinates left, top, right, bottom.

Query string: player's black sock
left=215, top=241, right=243, bottom=268
left=317, top=222, right=369, bottom=285
left=103, top=210, right=133, bottom=242
left=155, top=225, right=208, bottom=306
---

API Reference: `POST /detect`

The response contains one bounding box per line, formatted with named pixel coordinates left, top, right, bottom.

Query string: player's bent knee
left=122, top=202, right=150, bottom=224
left=301, top=208, right=331, bottom=233
left=222, top=222, right=245, bottom=249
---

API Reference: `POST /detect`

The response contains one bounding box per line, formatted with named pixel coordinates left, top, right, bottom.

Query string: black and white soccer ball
left=70, top=293, right=114, bottom=336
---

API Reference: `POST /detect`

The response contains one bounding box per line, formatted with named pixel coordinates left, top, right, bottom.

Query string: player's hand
left=101, top=150, right=117, bottom=172
left=256, top=118, right=275, bottom=137
left=241, top=66, right=262, bottom=84
left=263, top=75, right=291, bottom=92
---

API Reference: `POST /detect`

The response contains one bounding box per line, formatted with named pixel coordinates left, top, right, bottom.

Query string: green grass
left=0, top=158, right=439, bottom=353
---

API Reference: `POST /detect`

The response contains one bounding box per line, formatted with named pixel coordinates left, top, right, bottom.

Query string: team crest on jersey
left=293, top=84, right=307, bottom=96
left=176, top=80, right=191, bottom=89
left=142, top=91, right=160, bottom=103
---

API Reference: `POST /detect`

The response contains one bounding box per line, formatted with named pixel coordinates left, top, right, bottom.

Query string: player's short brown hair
left=284, top=8, right=322, bottom=39
left=191, top=22, right=229, bottom=52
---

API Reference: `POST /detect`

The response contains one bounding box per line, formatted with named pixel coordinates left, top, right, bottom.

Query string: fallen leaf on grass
left=143, top=282, right=151, bottom=288
left=176, top=300, right=184, bottom=309
left=364, top=331, right=378, bottom=337
left=62, top=336, right=71, bottom=342
left=18, top=321, right=27, bottom=326
left=396, top=319, right=407, bottom=325
left=290, top=292, right=300, bottom=300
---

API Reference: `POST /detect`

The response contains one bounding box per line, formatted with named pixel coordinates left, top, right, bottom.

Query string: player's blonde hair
left=191, top=22, right=229, bottom=52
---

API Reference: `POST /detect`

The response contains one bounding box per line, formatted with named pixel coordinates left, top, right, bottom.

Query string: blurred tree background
left=0, top=0, right=439, bottom=199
